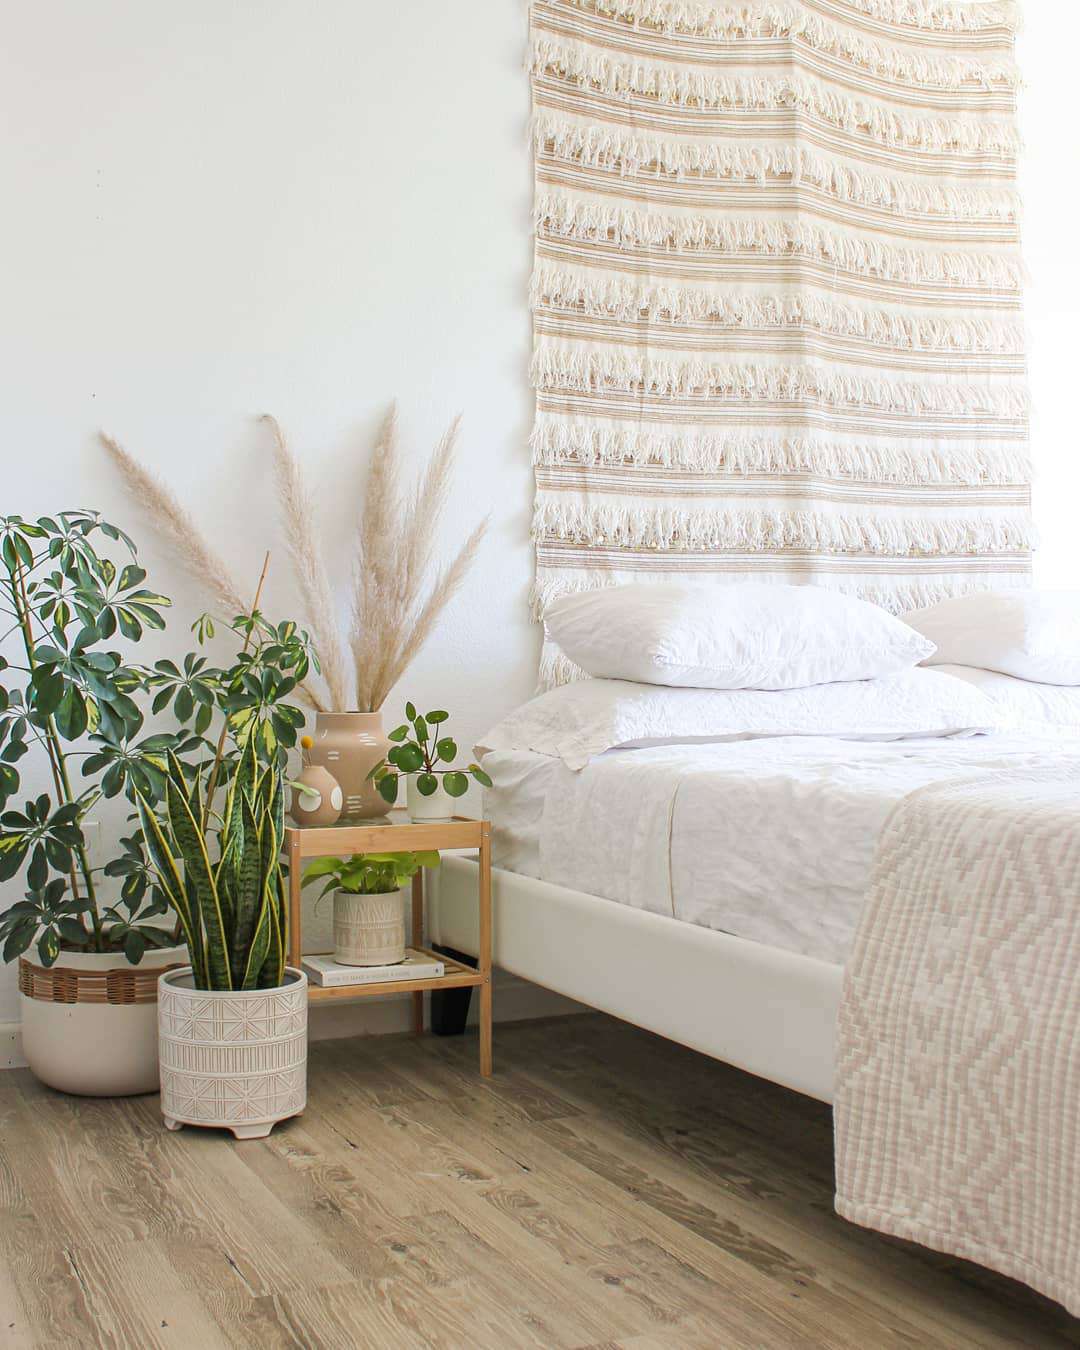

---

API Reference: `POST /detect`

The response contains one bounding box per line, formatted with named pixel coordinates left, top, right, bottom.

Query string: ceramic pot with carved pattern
left=332, top=888, right=407, bottom=966
left=19, top=944, right=187, bottom=1096
left=157, top=966, right=307, bottom=1140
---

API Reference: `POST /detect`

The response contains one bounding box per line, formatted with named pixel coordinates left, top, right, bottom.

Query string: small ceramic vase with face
left=289, top=764, right=344, bottom=827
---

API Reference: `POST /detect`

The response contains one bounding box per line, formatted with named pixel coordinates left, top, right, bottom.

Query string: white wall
left=1, top=2, right=1076, bottom=1024
left=0, top=0, right=536, bottom=1021
left=1020, top=3, right=1080, bottom=587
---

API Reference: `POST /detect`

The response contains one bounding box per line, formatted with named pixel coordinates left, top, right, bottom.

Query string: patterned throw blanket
left=835, top=766, right=1080, bottom=1315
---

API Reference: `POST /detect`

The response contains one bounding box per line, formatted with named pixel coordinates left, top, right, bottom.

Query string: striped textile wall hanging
left=528, top=0, right=1031, bottom=685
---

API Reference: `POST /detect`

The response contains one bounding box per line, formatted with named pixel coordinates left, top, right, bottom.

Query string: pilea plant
left=369, top=702, right=491, bottom=806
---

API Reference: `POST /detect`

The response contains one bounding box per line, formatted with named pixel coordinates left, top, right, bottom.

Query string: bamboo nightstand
left=283, top=813, right=492, bottom=1076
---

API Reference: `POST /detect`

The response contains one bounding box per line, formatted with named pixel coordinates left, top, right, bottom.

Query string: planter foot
left=231, top=1122, right=274, bottom=1140
left=163, top=1117, right=183, bottom=1132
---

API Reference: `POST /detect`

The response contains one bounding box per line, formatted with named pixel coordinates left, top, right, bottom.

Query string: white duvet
left=483, top=734, right=1075, bottom=965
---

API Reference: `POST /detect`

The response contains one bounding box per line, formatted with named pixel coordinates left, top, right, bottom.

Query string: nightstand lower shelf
left=305, top=946, right=482, bottom=1001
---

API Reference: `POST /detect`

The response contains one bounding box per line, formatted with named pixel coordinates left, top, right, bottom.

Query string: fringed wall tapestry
left=528, top=0, right=1030, bottom=685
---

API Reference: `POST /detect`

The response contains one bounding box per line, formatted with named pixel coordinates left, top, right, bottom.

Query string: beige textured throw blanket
left=835, top=766, right=1080, bottom=1315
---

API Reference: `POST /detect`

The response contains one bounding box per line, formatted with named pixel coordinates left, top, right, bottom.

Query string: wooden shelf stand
left=283, top=812, right=493, bottom=1076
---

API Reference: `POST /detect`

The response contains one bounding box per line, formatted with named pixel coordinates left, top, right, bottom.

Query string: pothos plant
left=369, top=702, right=491, bottom=807
left=0, top=511, right=178, bottom=966
left=303, top=850, right=440, bottom=901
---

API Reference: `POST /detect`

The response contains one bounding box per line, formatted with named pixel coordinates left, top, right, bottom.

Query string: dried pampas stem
left=263, top=414, right=352, bottom=711
left=350, top=406, right=487, bottom=713
left=100, top=433, right=248, bottom=620
left=101, top=430, right=327, bottom=712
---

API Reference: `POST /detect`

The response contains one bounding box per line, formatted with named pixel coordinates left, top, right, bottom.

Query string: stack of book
left=301, top=949, right=445, bottom=987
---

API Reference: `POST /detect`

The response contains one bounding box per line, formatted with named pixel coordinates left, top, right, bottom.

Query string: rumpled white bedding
left=483, top=734, right=1074, bottom=965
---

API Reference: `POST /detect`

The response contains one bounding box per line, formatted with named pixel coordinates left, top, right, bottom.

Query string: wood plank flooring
left=1, top=1012, right=1077, bottom=1348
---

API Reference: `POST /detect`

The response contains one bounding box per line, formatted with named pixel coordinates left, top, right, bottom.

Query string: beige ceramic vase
left=333, top=889, right=407, bottom=966
left=307, top=711, right=391, bottom=822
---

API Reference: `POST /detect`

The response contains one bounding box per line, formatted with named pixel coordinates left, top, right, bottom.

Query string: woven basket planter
left=18, top=946, right=187, bottom=1096
left=157, top=967, right=307, bottom=1140
left=333, top=887, right=407, bottom=965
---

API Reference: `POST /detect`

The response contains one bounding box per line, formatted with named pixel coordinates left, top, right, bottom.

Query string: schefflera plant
left=138, top=734, right=288, bottom=991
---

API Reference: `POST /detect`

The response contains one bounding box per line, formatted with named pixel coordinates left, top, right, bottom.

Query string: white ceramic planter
left=406, top=775, right=455, bottom=821
left=157, top=967, right=307, bottom=1140
left=333, top=888, right=407, bottom=965
left=19, top=945, right=187, bottom=1097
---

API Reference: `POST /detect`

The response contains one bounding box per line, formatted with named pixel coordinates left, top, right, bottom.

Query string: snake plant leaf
left=241, top=872, right=273, bottom=991
left=135, top=791, right=205, bottom=985
left=164, top=770, right=231, bottom=990
left=259, top=870, right=284, bottom=989
left=227, top=792, right=264, bottom=984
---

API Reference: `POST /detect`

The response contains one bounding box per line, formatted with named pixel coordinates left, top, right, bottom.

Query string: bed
left=430, top=729, right=1072, bottom=1103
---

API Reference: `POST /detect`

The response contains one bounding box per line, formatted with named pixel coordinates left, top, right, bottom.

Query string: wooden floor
left=1, top=1014, right=1077, bottom=1349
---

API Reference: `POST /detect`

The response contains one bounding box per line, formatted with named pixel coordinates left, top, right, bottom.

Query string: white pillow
left=476, top=670, right=997, bottom=771
left=543, top=583, right=934, bottom=691
left=937, top=665, right=1080, bottom=734
left=905, top=590, right=1080, bottom=685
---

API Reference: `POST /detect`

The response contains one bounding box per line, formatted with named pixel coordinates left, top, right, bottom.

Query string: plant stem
left=199, top=551, right=271, bottom=834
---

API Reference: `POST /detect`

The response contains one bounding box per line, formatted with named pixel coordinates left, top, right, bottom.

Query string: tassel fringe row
left=529, top=417, right=1032, bottom=485
left=540, top=0, right=1018, bottom=41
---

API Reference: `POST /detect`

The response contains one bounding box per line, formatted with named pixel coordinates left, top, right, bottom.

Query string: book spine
left=315, top=964, right=445, bottom=987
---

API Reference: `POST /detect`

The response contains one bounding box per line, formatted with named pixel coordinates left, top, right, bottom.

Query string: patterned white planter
left=333, top=888, right=407, bottom=965
left=157, top=967, right=307, bottom=1140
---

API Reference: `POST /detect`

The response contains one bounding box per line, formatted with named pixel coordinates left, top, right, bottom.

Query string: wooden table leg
left=478, top=822, right=493, bottom=1076
left=411, top=871, right=424, bottom=1034
left=287, top=831, right=302, bottom=971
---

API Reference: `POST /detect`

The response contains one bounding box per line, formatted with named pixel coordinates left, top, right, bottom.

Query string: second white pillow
left=543, top=583, right=934, bottom=691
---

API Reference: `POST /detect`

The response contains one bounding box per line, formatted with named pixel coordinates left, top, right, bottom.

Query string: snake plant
left=137, top=733, right=288, bottom=991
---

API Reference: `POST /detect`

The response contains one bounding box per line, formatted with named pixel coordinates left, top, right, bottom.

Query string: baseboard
left=0, top=973, right=582, bottom=1069
left=1, top=1021, right=26, bottom=1070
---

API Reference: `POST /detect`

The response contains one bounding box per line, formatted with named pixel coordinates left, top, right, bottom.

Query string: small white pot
left=19, top=945, right=187, bottom=1097
left=406, top=775, right=455, bottom=821
left=157, top=967, right=307, bottom=1140
left=333, top=887, right=407, bottom=965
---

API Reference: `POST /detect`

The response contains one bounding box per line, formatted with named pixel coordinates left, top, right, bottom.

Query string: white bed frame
left=430, top=856, right=843, bottom=1103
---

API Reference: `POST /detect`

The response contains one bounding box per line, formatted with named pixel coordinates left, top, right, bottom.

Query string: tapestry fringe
left=534, top=118, right=1019, bottom=223
left=530, top=267, right=1025, bottom=353
left=537, top=192, right=1021, bottom=289
left=533, top=54, right=1018, bottom=156
left=539, top=0, right=1018, bottom=40
left=534, top=32, right=1015, bottom=110
left=534, top=3, right=1018, bottom=88
left=529, top=417, right=1033, bottom=485
left=532, top=498, right=1035, bottom=556
left=531, top=347, right=1029, bottom=418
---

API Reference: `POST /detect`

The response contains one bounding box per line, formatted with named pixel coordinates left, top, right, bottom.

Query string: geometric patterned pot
left=157, top=966, right=307, bottom=1140
left=332, top=887, right=407, bottom=966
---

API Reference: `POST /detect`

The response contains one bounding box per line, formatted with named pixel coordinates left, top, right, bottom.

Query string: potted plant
left=139, top=597, right=316, bottom=1139
left=105, top=407, right=488, bottom=823
left=369, top=703, right=491, bottom=821
left=0, top=511, right=187, bottom=1096
left=303, top=850, right=439, bottom=966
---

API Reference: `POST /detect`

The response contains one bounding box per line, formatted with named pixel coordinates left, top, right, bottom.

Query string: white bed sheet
left=483, top=733, right=1075, bottom=965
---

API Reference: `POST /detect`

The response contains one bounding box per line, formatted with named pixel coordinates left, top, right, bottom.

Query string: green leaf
left=393, top=743, right=424, bottom=774
left=164, top=773, right=230, bottom=990
left=54, top=684, right=89, bottom=740
left=37, top=928, right=60, bottom=967
left=405, top=701, right=417, bottom=721
left=435, top=737, right=457, bottom=764
left=416, top=773, right=438, bottom=797
left=426, top=710, right=449, bottom=724
left=468, top=764, right=493, bottom=789
left=387, top=724, right=409, bottom=742
left=443, top=771, right=468, bottom=798
left=377, top=773, right=399, bottom=805
left=3, top=920, right=35, bottom=963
